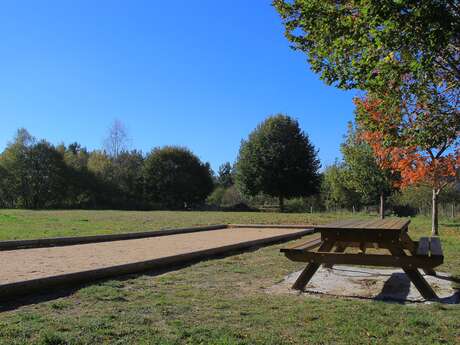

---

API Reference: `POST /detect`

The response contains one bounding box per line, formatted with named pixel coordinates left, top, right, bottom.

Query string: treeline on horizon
left=0, top=126, right=215, bottom=210
left=0, top=116, right=458, bottom=216
left=0, top=114, right=322, bottom=211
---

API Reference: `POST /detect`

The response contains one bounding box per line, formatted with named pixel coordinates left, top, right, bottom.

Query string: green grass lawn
left=0, top=210, right=458, bottom=344
left=0, top=209, right=373, bottom=240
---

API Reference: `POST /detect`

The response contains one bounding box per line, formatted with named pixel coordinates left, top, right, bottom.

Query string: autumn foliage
left=354, top=95, right=459, bottom=192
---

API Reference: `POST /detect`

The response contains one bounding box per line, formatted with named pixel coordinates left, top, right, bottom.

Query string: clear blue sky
left=0, top=0, right=356, bottom=171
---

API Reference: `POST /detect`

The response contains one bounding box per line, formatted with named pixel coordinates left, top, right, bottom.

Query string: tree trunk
left=379, top=192, right=385, bottom=220
left=431, top=188, right=439, bottom=236
left=279, top=196, right=284, bottom=213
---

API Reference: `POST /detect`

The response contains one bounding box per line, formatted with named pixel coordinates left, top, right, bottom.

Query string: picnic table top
left=316, top=218, right=410, bottom=231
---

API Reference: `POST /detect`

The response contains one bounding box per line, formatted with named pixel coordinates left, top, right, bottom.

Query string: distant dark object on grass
left=221, top=203, right=258, bottom=212
left=392, top=204, right=418, bottom=217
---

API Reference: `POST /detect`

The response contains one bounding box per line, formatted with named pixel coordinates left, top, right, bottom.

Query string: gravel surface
left=0, top=227, right=308, bottom=284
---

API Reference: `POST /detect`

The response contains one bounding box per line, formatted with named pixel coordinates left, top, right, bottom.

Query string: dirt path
left=0, top=227, right=308, bottom=285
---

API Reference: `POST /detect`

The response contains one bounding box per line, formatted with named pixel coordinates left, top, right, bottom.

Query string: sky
left=0, top=0, right=357, bottom=172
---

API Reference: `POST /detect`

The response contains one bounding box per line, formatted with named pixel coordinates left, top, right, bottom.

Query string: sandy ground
left=267, top=265, right=459, bottom=304
left=0, top=227, right=307, bottom=285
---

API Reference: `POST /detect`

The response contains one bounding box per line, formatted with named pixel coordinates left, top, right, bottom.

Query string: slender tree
left=0, top=129, right=36, bottom=207
left=217, top=162, right=234, bottom=188
left=235, top=114, right=320, bottom=211
left=113, top=150, right=145, bottom=208
left=341, top=123, right=395, bottom=219
left=321, top=163, right=361, bottom=211
left=103, top=119, right=130, bottom=159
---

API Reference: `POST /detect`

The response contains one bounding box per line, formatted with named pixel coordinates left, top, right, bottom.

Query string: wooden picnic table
left=281, top=218, right=444, bottom=300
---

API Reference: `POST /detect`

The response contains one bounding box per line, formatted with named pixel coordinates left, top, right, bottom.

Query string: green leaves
left=235, top=114, right=321, bottom=204
left=341, top=123, right=394, bottom=205
left=143, top=146, right=214, bottom=209
left=273, top=0, right=459, bottom=96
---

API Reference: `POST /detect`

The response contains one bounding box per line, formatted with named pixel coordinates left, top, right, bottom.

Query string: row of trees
left=1, top=114, right=458, bottom=223
left=0, top=115, right=323, bottom=212
left=322, top=126, right=460, bottom=216
left=209, top=121, right=460, bottom=217
left=0, top=128, right=213, bottom=210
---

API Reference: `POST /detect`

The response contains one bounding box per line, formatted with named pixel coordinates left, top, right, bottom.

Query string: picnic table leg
left=400, top=232, right=436, bottom=276
left=387, top=245, right=438, bottom=300
left=292, top=241, right=335, bottom=291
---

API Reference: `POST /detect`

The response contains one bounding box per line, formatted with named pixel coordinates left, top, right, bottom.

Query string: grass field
left=0, top=209, right=371, bottom=240
left=0, top=210, right=458, bottom=345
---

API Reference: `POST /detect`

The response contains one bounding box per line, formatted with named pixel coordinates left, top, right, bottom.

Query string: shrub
left=207, top=186, right=226, bottom=206
left=284, top=198, right=308, bottom=213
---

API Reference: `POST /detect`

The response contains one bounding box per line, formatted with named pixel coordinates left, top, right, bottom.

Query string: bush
left=207, top=186, right=226, bottom=206
left=221, top=202, right=257, bottom=212
left=284, top=198, right=309, bottom=213
left=221, top=185, right=247, bottom=207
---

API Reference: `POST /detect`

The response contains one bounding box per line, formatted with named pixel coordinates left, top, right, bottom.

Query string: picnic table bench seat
left=281, top=234, right=322, bottom=252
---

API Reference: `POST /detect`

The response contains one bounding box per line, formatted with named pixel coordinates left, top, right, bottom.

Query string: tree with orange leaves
left=355, top=93, right=459, bottom=236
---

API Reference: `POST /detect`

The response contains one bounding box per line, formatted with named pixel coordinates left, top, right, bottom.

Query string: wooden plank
left=429, top=237, right=443, bottom=258
left=321, top=229, right=400, bottom=243
left=416, top=238, right=430, bottom=257
left=291, top=241, right=335, bottom=291
left=380, top=218, right=398, bottom=229
left=386, top=219, right=403, bottom=229
left=347, top=219, right=374, bottom=228
left=383, top=218, right=401, bottom=228
left=318, top=224, right=403, bottom=232
left=230, top=224, right=314, bottom=229
left=284, top=251, right=443, bottom=268
left=317, top=218, right=410, bottom=231
left=355, top=219, right=388, bottom=229
left=317, top=219, right=359, bottom=229
left=0, top=224, right=230, bottom=251
left=370, top=218, right=393, bottom=229
left=391, top=219, right=410, bottom=230
left=281, top=235, right=321, bottom=251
